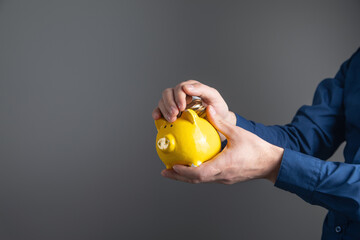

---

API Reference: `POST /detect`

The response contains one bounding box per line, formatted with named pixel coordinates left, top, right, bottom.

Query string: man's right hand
left=152, top=80, right=236, bottom=127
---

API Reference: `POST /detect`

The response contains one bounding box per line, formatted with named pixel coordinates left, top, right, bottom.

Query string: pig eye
left=170, top=124, right=173, bottom=127
left=164, top=125, right=167, bottom=128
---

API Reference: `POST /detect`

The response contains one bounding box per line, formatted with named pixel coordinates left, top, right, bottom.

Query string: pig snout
left=157, top=134, right=175, bottom=152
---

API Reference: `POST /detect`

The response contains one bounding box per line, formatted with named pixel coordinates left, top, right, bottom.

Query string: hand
left=152, top=80, right=236, bottom=126
left=161, top=106, right=284, bottom=184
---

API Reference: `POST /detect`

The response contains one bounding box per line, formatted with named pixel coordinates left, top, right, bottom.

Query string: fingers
left=156, top=80, right=223, bottom=122
left=156, top=80, right=198, bottom=121
left=158, top=99, right=171, bottom=121
left=174, top=85, right=188, bottom=111
left=160, top=151, right=234, bottom=184
left=161, top=169, right=199, bottom=184
left=152, top=107, right=161, bottom=120
left=182, top=83, right=222, bottom=106
left=170, top=163, right=221, bottom=183
left=206, top=106, right=238, bottom=141
left=162, top=168, right=232, bottom=185
left=174, top=80, right=199, bottom=111
left=161, top=88, right=179, bottom=122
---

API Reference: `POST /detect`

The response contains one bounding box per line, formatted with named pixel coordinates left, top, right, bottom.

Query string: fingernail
left=152, top=111, right=160, bottom=120
left=208, top=105, right=216, bottom=115
left=161, top=171, right=167, bottom=177
left=185, top=84, right=194, bottom=90
left=169, top=106, right=177, bottom=115
left=169, top=116, right=176, bottom=123
left=176, top=102, right=183, bottom=110
left=166, top=114, right=172, bottom=122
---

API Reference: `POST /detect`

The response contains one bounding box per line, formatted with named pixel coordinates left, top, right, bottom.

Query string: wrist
left=265, top=145, right=284, bottom=184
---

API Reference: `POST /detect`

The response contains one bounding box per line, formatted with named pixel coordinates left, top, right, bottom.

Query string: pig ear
left=181, top=109, right=198, bottom=124
left=155, top=118, right=167, bottom=131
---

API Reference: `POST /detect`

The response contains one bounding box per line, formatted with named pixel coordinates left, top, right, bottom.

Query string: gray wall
left=0, top=1, right=359, bottom=239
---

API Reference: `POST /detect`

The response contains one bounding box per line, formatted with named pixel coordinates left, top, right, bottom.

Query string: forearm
left=233, top=111, right=344, bottom=160
left=231, top=74, right=347, bottom=160
left=275, top=148, right=360, bottom=221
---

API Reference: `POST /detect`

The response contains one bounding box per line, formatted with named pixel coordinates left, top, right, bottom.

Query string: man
left=152, top=48, right=360, bottom=239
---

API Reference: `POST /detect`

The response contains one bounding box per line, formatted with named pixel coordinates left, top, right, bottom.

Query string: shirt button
left=335, top=226, right=342, bottom=233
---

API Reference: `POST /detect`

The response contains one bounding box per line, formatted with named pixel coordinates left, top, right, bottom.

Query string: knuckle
left=185, top=79, right=199, bottom=84
left=218, top=179, right=229, bottom=185
left=193, top=82, right=202, bottom=88
left=180, top=80, right=199, bottom=87
left=208, top=86, right=215, bottom=91
left=162, top=88, right=172, bottom=96
left=220, top=176, right=233, bottom=185
left=158, top=99, right=164, bottom=108
left=179, top=81, right=189, bottom=87
left=221, top=173, right=233, bottom=184
left=224, top=180, right=233, bottom=185
left=197, top=172, right=207, bottom=182
left=191, top=179, right=201, bottom=184
left=209, top=86, right=219, bottom=95
left=175, top=83, right=183, bottom=90
left=152, top=107, right=159, bottom=114
left=175, top=83, right=184, bottom=90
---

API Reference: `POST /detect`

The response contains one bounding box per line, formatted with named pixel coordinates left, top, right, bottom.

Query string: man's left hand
left=161, top=106, right=284, bottom=184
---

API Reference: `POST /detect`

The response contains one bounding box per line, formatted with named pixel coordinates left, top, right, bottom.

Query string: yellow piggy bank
left=155, top=109, right=221, bottom=169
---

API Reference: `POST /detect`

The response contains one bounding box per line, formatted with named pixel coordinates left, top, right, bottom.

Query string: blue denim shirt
left=234, top=48, right=360, bottom=239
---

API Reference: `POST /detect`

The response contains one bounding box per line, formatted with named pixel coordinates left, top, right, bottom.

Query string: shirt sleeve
left=275, top=149, right=360, bottom=221
left=235, top=49, right=358, bottom=159
left=232, top=48, right=360, bottom=221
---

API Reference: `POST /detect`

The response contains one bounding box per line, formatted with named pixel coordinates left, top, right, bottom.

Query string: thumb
left=182, top=83, right=223, bottom=106
left=207, top=105, right=236, bottom=141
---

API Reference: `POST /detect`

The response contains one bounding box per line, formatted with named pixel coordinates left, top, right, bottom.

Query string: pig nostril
left=157, top=138, right=170, bottom=150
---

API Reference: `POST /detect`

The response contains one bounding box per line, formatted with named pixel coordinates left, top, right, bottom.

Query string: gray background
left=0, top=0, right=359, bottom=239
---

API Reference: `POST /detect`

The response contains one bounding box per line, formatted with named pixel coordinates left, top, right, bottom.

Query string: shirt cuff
left=221, top=139, right=227, bottom=150
left=274, top=148, right=323, bottom=204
